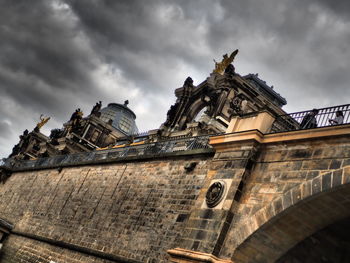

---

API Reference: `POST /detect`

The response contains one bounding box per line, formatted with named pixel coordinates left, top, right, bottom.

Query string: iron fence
left=102, top=134, right=211, bottom=157
left=271, top=104, right=350, bottom=133
left=3, top=135, right=212, bottom=171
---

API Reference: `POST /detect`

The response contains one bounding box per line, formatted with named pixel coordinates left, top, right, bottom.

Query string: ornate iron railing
left=104, top=134, right=211, bottom=157
left=128, top=130, right=150, bottom=138
left=271, top=104, right=350, bottom=133
left=1, top=135, right=212, bottom=171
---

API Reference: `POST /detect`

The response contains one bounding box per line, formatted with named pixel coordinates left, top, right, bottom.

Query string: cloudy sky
left=1, top=0, right=350, bottom=157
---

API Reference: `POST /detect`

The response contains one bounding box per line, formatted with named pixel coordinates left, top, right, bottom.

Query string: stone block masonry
left=2, top=126, right=350, bottom=262
left=1, top=235, right=115, bottom=263
left=177, top=142, right=259, bottom=256
left=218, top=133, right=350, bottom=262
left=0, top=153, right=212, bottom=263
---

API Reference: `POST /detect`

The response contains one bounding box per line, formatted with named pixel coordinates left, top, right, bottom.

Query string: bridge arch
left=228, top=166, right=350, bottom=262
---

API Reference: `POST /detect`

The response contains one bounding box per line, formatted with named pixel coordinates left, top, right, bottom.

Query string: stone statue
left=70, top=108, right=83, bottom=122
left=213, top=49, right=239, bottom=75
left=229, top=93, right=247, bottom=117
left=90, top=101, right=102, bottom=116
left=9, top=144, right=20, bottom=158
left=164, top=102, right=179, bottom=127
left=201, top=86, right=220, bottom=117
left=69, top=108, right=84, bottom=134
left=9, top=129, right=30, bottom=157
left=49, top=128, right=63, bottom=145
left=224, top=64, right=236, bottom=75
left=183, top=77, right=194, bottom=87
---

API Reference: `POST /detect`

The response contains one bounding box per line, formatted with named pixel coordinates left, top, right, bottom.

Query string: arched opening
left=230, top=182, right=350, bottom=263
left=184, top=98, right=209, bottom=127
left=277, top=216, right=350, bottom=262
left=194, top=107, right=208, bottom=122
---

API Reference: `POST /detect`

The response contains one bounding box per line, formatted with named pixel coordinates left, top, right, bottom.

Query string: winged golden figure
left=213, top=49, right=239, bottom=74
left=36, top=114, right=50, bottom=130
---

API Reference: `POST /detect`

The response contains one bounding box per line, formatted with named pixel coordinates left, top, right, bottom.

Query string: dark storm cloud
left=65, top=0, right=221, bottom=89
left=203, top=0, right=350, bottom=109
left=316, top=0, right=350, bottom=19
left=1, top=0, right=350, bottom=157
left=0, top=121, right=11, bottom=138
left=0, top=0, right=100, bottom=111
left=0, top=0, right=110, bottom=157
left=68, top=0, right=350, bottom=107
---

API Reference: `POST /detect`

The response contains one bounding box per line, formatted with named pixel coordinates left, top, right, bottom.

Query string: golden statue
left=36, top=114, right=50, bottom=130
left=213, top=49, right=239, bottom=74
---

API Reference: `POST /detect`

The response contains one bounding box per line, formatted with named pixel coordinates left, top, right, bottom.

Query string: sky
left=1, top=0, right=350, bottom=158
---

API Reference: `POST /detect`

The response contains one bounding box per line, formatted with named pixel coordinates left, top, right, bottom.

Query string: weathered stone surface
left=0, top=156, right=210, bottom=263
left=219, top=134, right=350, bottom=262
left=2, top=128, right=350, bottom=263
left=1, top=235, right=116, bottom=263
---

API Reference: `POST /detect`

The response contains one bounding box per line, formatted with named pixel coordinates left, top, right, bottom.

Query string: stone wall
left=0, top=153, right=212, bottom=263
left=1, top=235, right=114, bottom=263
left=218, top=131, right=350, bottom=262
left=176, top=142, right=258, bottom=255
left=1, top=126, right=350, bottom=263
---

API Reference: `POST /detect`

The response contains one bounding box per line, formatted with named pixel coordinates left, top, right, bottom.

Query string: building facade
left=0, top=52, right=350, bottom=263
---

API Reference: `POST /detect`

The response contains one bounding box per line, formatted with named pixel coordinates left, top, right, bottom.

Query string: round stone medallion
left=206, top=181, right=226, bottom=208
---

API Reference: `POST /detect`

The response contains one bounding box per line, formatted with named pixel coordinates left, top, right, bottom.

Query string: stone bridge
left=0, top=114, right=350, bottom=262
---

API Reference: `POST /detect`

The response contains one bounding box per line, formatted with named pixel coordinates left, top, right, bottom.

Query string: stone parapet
left=0, top=155, right=212, bottom=262
left=212, top=123, right=350, bottom=146
left=1, top=135, right=213, bottom=172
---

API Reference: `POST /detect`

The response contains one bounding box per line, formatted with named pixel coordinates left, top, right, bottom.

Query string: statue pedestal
left=227, top=111, right=275, bottom=134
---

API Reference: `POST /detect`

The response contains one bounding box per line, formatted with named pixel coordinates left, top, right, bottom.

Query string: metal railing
left=130, top=131, right=149, bottom=137
left=3, top=135, right=212, bottom=171
left=271, top=104, right=350, bottom=133
left=102, top=134, right=211, bottom=157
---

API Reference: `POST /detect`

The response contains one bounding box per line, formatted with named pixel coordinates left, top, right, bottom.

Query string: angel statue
left=35, top=114, right=51, bottom=131
left=213, top=49, right=239, bottom=75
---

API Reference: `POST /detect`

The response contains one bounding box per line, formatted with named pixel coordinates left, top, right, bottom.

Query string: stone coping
left=210, top=124, right=350, bottom=149
left=1, top=148, right=214, bottom=173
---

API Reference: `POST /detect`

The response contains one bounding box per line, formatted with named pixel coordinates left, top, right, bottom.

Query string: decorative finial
left=213, top=49, right=239, bottom=75
left=124, top=100, right=129, bottom=106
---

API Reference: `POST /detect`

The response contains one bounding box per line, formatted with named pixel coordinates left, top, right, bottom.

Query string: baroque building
left=0, top=50, right=350, bottom=263
left=7, top=100, right=139, bottom=160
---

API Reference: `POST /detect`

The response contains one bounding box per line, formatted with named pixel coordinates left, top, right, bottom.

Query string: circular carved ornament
left=206, top=181, right=226, bottom=208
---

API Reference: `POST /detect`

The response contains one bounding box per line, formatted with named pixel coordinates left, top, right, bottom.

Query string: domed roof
left=100, top=101, right=138, bottom=135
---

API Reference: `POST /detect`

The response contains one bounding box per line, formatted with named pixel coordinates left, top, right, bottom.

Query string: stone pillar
left=168, top=132, right=262, bottom=263
left=167, top=112, right=275, bottom=262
